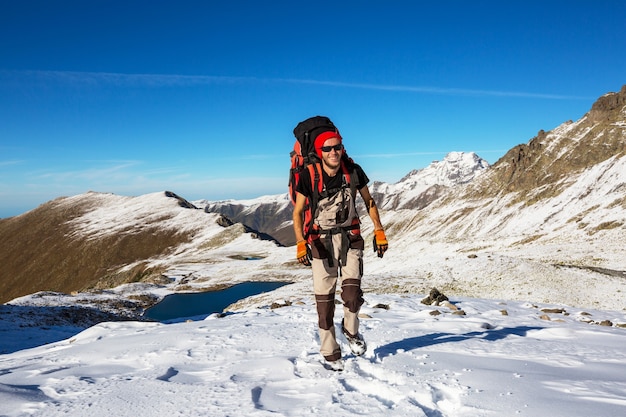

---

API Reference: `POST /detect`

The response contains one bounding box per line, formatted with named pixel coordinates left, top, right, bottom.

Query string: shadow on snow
left=374, top=326, right=543, bottom=360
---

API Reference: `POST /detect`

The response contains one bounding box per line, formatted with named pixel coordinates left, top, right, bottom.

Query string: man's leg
left=340, top=245, right=366, bottom=355
left=311, top=258, right=341, bottom=361
left=340, top=246, right=364, bottom=335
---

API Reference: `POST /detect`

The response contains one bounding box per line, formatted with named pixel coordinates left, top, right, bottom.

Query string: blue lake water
left=144, top=281, right=290, bottom=322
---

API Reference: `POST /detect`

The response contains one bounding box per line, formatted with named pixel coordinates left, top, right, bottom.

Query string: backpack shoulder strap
left=307, top=162, right=324, bottom=196
left=341, top=159, right=358, bottom=199
left=304, top=162, right=324, bottom=239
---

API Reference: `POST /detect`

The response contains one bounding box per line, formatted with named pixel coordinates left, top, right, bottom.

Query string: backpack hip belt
left=311, top=217, right=360, bottom=267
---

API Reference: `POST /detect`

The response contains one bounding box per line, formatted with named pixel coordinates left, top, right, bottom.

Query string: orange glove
left=373, top=229, right=388, bottom=258
left=296, top=240, right=311, bottom=266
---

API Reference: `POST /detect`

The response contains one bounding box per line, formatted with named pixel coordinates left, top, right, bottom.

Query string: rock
left=270, top=300, right=291, bottom=309
left=216, top=215, right=235, bottom=228
left=421, top=288, right=449, bottom=306
left=164, top=191, right=198, bottom=209
left=541, top=308, right=566, bottom=314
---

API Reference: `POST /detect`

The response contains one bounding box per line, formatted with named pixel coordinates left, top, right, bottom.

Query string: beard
left=322, top=153, right=342, bottom=170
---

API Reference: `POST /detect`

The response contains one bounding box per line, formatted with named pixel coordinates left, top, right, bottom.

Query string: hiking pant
left=310, top=231, right=364, bottom=361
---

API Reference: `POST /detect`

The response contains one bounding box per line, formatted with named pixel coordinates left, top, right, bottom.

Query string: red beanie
left=314, top=130, right=342, bottom=158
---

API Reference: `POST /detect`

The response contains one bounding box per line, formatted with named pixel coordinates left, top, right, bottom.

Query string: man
left=292, top=119, right=388, bottom=371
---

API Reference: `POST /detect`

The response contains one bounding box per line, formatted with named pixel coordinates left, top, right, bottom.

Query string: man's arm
left=358, top=185, right=383, bottom=230
left=292, top=191, right=307, bottom=243
left=359, top=185, right=388, bottom=258
left=292, top=191, right=312, bottom=265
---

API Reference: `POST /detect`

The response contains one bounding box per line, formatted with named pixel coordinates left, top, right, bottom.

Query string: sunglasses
left=321, top=144, right=343, bottom=152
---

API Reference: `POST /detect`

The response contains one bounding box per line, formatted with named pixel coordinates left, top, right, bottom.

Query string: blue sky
left=1, top=0, right=625, bottom=218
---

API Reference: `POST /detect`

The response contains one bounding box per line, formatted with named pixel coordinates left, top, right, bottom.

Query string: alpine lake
left=144, top=281, right=290, bottom=322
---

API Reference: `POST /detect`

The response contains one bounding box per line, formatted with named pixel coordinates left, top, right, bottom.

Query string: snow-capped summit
left=203, top=151, right=490, bottom=241
left=400, top=151, right=490, bottom=188
left=370, top=151, right=490, bottom=210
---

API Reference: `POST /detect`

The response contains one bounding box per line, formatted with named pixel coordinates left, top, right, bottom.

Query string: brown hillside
left=471, top=85, right=626, bottom=201
left=0, top=193, right=195, bottom=304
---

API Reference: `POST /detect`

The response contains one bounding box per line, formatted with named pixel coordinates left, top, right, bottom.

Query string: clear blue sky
left=1, top=0, right=625, bottom=218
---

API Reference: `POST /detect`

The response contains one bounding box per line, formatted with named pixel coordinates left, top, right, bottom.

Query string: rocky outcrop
left=589, top=85, right=626, bottom=122
left=165, top=191, right=198, bottom=209
left=205, top=200, right=294, bottom=246
left=479, top=85, right=626, bottom=198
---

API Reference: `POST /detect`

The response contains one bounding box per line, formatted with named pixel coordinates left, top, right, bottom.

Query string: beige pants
left=311, top=231, right=364, bottom=361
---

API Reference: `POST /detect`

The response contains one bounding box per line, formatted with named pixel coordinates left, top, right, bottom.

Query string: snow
left=2, top=292, right=626, bottom=417
left=370, top=152, right=490, bottom=210
left=1, top=151, right=626, bottom=415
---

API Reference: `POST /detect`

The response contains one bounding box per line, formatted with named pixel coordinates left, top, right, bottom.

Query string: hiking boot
left=342, top=322, right=367, bottom=356
left=325, top=359, right=344, bottom=371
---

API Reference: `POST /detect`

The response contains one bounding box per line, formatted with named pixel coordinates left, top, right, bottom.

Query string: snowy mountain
left=1, top=86, right=626, bottom=417
left=402, top=85, right=626, bottom=244
left=1, top=85, right=625, bottom=310
left=203, top=151, right=490, bottom=245
left=369, top=151, right=490, bottom=210
left=201, top=193, right=294, bottom=246
left=0, top=191, right=287, bottom=304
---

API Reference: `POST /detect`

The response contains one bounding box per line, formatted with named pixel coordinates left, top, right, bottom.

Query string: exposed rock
left=165, top=191, right=198, bottom=209
left=456, top=84, right=626, bottom=205
left=421, top=288, right=449, bottom=306
left=216, top=215, right=235, bottom=228
left=270, top=300, right=292, bottom=309
left=205, top=199, right=293, bottom=245
left=589, top=85, right=626, bottom=121
left=541, top=308, right=566, bottom=314
left=214, top=215, right=280, bottom=244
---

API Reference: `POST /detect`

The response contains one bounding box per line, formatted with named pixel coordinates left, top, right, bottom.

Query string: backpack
left=289, top=116, right=357, bottom=241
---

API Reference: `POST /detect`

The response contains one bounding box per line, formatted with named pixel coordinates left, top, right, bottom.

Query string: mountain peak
left=370, top=151, right=489, bottom=210
left=589, top=84, right=626, bottom=120
left=399, top=151, right=490, bottom=187
left=480, top=85, right=626, bottom=197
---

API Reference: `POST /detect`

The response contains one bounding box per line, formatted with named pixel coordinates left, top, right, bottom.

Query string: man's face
left=321, top=138, right=343, bottom=169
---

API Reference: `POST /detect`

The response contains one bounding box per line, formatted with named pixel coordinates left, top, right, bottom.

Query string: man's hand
left=296, top=240, right=311, bottom=266
left=372, top=229, right=388, bottom=258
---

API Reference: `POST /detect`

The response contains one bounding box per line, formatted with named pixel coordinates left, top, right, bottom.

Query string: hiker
left=291, top=116, right=388, bottom=370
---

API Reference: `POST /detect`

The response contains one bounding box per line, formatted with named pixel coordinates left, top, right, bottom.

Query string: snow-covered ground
left=1, top=290, right=625, bottom=417
left=1, top=148, right=625, bottom=417
left=2, top=216, right=626, bottom=417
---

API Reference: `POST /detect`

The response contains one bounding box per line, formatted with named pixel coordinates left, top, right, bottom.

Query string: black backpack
left=289, top=116, right=355, bottom=240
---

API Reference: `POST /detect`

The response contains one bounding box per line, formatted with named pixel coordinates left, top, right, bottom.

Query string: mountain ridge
left=1, top=85, right=625, bottom=309
left=203, top=150, right=491, bottom=245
